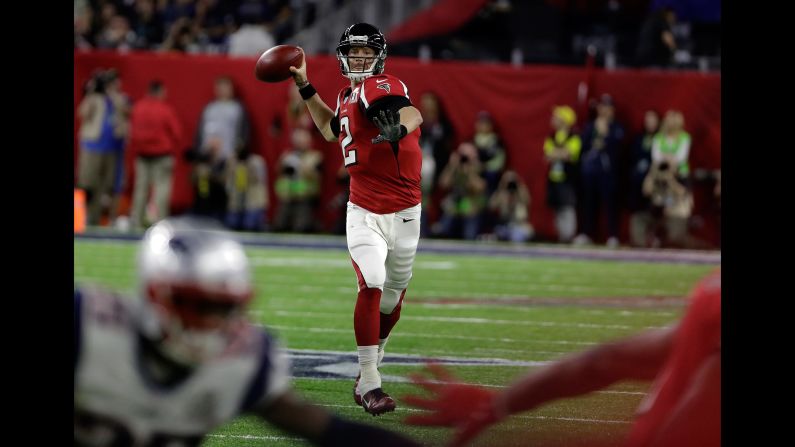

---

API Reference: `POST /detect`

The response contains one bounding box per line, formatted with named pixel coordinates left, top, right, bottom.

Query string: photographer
left=489, top=170, right=534, bottom=243
left=543, top=105, right=581, bottom=243
left=225, top=144, right=269, bottom=232
left=642, top=160, right=693, bottom=248
left=433, top=143, right=487, bottom=240
left=273, top=128, right=323, bottom=233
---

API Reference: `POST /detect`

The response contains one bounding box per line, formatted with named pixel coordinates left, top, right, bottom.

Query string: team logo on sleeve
left=377, top=83, right=391, bottom=94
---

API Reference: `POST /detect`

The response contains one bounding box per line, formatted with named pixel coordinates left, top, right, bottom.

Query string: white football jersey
left=74, top=287, right=290, bottom=447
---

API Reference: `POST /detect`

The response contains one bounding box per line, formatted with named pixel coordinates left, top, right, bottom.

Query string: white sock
left=377, top=337, right=389, bottom=367
left=357, top=345, right=380, bottom=394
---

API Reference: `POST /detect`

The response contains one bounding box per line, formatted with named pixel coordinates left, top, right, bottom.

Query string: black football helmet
left=336, top=23, right=387, bottom=82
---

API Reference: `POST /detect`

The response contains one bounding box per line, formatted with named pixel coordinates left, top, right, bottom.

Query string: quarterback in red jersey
left=289, top=23, right=424, bottom=416
left=403, top=270, right=721, bottom=447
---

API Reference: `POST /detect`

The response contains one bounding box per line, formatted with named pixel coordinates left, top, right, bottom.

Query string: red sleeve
left=358, top=74, right=410, bottom=112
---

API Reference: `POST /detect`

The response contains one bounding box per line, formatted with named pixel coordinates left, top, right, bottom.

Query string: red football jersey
left=334, top=73, right=422, bottom=214
left=625, top=270, right=721, bottom=447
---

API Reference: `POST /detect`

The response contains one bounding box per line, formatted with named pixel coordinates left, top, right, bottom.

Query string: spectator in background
left=472, top=111, right=506, bottom=197
left=419, top=92, right=455, bottom=187
left=652, top=110, right=691, bottom=179
left=228, top=2, right=276, bottom=57
left=189, top=76, right=251, bottom=221
left=77, top=69, right=129, bottom=226
left=543, top=105, right=581, bottom=243
left=269, top=0, right=296, bottom=44
left=635, top=6, right=677, bottom=67
left=95, top=2, right=120, bottom=38
left=74, top=1, right=95, bottom=49
left=574, top=94, right=624, bottom=248
left=287, top=84, right=317, bottom=131
left=418, top=92, right=455, bottom=237
left=128, top=80, right=183, bottom=229
left=188, top=144, right=228, bottom=223
left=161, top=0, right=197, bottom=32
left=433, top=142, right=487, bottom=240
left=225, top=144, right=269, bottom=232
left=286, top=85, right=328, bottom=151
left=161, top=17, right=200, bottom=53
left=273, top=128, right=323, bottom=233
left=489, top=170, right=534, bottom=243
left=195, top=0, right=237, bottom=53
left=96, top=14, right=136, bottom=50
left=195, top=76, right=251, bottom=164
left=642, top=160, right=693, bottom=248
left=629, top=110, right=661, bottom=247
left=130, top=0, right=165, bottom=50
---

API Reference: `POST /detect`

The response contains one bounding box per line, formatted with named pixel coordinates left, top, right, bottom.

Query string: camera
left=658, top=161, right=670, bottom=172
left=282, top=165, right=297, bottom=177
left=506, top=180, right=518, bottom=191
left=460, top=155, right=470, bottom=164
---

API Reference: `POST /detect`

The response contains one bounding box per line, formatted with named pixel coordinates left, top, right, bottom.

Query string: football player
left=74, top=217, right=423, bottom=446
left=403, top=270, right=721, bottom=447
left=288, top=23, right=424, bottom=415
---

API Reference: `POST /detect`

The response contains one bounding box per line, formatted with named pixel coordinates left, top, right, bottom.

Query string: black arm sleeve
left=318, top=416, right=423, bottom=447
left=364, top=96, right=413, bottom=122
left=330, top=115, right=340, bottom=138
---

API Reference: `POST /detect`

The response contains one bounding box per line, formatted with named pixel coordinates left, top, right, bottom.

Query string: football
left=255, top=45, right=304, bottom=83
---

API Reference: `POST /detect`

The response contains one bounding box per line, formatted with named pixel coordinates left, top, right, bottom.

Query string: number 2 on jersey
left=340, top=116, right=356, bottom=166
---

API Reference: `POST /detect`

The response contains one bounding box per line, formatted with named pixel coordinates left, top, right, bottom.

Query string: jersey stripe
left=360, top=78, right=371, bottom=109
left=398, top=80, right=410, bottom=99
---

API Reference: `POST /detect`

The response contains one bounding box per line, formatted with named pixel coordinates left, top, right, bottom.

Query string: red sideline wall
left=74, top=51, right=720, bottom=245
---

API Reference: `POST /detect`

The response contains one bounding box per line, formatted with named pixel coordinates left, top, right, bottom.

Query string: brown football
left=255, top=45, right=304, bottom=83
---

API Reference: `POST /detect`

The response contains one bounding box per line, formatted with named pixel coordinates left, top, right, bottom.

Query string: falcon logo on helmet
left=336, top=23, right=387, bottom=82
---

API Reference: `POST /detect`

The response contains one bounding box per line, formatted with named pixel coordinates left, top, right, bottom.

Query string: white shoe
left=572, top=234, right=592, bottom=246
left=606, top=237, right=619, bottom=248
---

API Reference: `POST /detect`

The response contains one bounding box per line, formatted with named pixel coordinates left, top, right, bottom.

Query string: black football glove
left=371, top=109, right=405, bottom=144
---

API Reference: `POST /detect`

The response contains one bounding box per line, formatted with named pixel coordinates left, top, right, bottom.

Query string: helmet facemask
left=336, top=29, right=387, bottom=82
left=143, top=282, right=251, bottom=366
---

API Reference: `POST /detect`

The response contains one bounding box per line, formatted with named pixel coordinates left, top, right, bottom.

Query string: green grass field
left=75, top=238, right=717, bottom=446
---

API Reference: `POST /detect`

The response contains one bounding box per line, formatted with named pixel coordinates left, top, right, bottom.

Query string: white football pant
left=346, top=201, right=421, bottom=314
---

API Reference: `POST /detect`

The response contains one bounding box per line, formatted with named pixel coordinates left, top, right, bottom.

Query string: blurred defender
left=288, top=23, right=424, bottom=415
left=74, top=217, right=422, bottom=447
